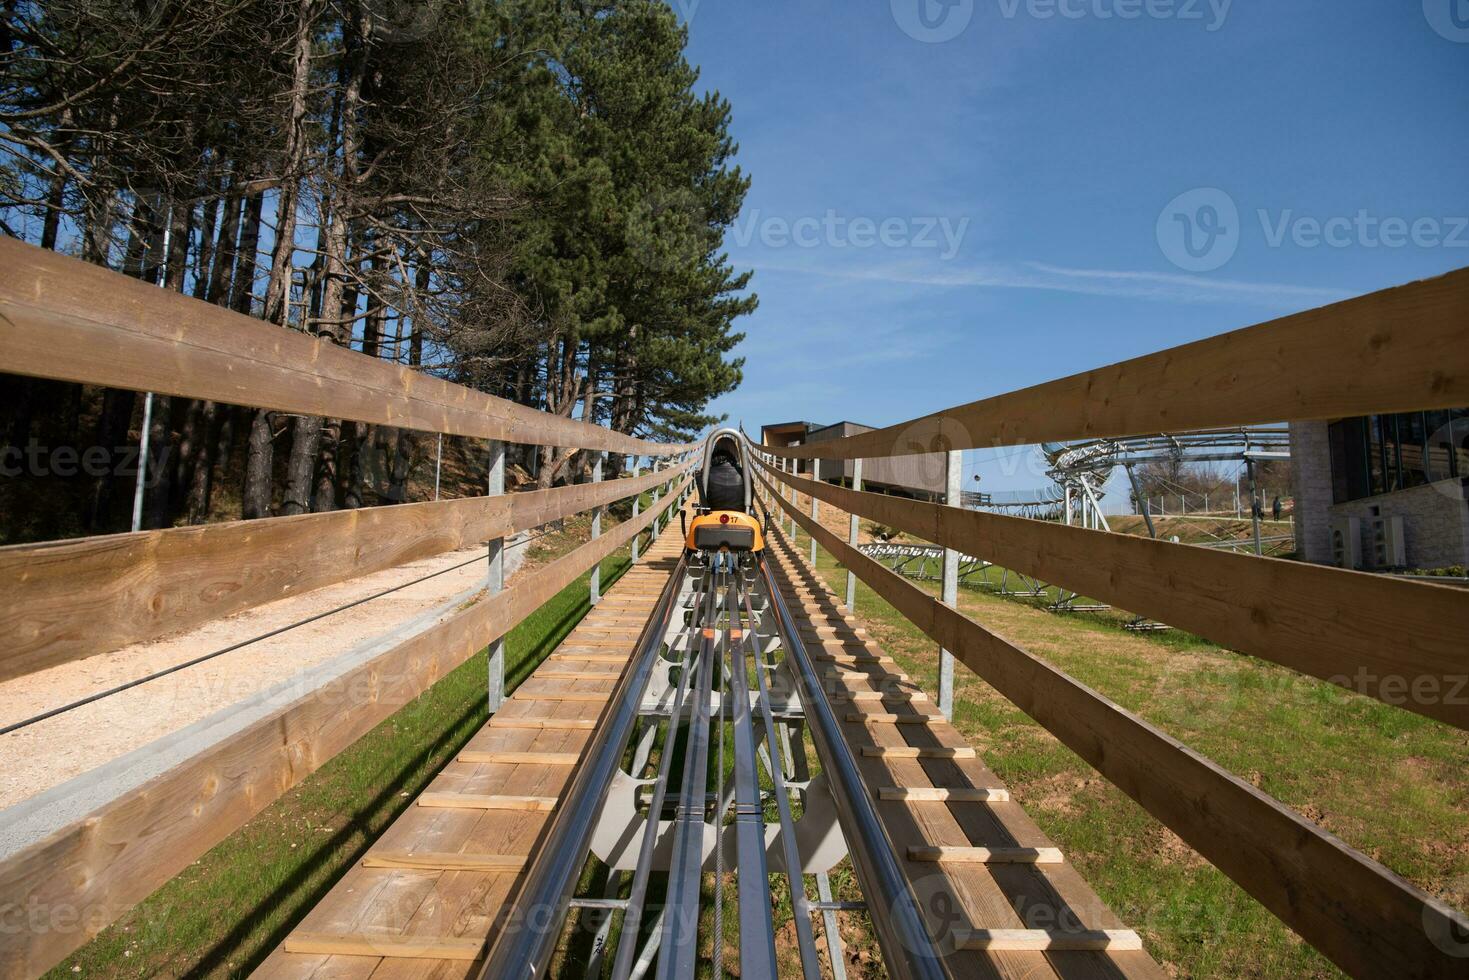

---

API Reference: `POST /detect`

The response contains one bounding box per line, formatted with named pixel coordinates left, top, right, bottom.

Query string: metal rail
left=758, top=557, right=951, bottom=980
left=476, top=552, right=689, bottom=979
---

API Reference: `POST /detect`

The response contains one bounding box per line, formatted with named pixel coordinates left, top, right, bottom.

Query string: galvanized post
left=1246, top=456, right=1263, bottom=556
left=130, top=391, right=155, bottom=532
left=651, top=459, right=661, bottom=537
left=788, top=457, right=798, bottom=540
left=630, top=456, right=642, bottom=563
left=846, top=458, right=863, bottom=611
left=590, top=452, right=604, bottom=605
left=486, top=439, right=506, bottom=713
left=939, top=449, right=961, bottom=720
left=434, top=433, right=443, bottom=500
left=809, top=485, right=818, bottom=567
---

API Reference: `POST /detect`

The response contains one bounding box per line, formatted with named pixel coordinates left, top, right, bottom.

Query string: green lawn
left=796, top=534, right=1469, bottom=978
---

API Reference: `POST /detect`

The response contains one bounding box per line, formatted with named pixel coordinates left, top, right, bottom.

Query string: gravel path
left=0, top=534, right=531, bottom=809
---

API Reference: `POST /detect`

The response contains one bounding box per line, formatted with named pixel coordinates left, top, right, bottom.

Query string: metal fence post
left=651, top=459, right=661, bottom=537
left=630, top=455, right=642, bottom=563
left=939, top=449, right=961, bottom=720
left=1246, top=456, right=1263, bottom=556
left=809, top=480, right=819, bottom=566
left=590, top=452, right=604, bottom=605
left=486, top=439, right=506, bottom=713
left=846, top=458, right=862, bottom=611
left=434, top=433, right=443, bottom=501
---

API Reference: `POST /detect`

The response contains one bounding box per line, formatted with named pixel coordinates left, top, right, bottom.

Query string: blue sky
left=679, top=1, right=1469, bottom=496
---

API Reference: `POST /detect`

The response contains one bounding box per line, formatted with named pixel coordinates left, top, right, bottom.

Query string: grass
left=795, top=530, right=1469, bottom=978
left=46, top=512, right=656, bottom=979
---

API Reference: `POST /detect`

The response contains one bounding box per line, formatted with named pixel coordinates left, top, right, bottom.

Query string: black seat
left=706, top=453, right=746, bottom=510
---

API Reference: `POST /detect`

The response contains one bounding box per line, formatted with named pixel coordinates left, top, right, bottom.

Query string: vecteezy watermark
left=894, top=0, right=1233, bottom=41
left=1426, top=873, right=1469, bottom=957
left=729, top=209, right=971, bottom=260
left=996, top=0, right=1232, bottom=31
left=1423, top=0, right=1469, bottom=43
left=1156, top=188, right=1241, bottom=272
left=0, top=439, right=168, bottom=485
left=1157, top=188, right=1469, bottom=271
left=892, top=0, right=976, bottom=42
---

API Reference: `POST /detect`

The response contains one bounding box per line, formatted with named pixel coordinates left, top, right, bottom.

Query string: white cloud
left=750, top=257, right=1346, bottom=307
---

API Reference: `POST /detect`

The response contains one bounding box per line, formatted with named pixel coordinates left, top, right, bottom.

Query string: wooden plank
left=880, top=787, right=1009, bottom=802
left=361, top=851, right=527, bottom=872
left=417, top=794, right=558, bottom=812
left=456, top=751, right=580, bottom=766
left=815, top=654, right=895, bottom=665
left=0, top=480, right=690, bottom=978
left=761, top=462, right=1469, bottom=730
left=512, top=690, right=611, bottom=703
left=908, top=846, right=1064, bottom=864
left=833, top=691, right=927, bottom=703
left=828, top=669, right=909, bottom=682
left=760, top=473, right=1469, bottom=979
left=0, top=460, right=693, bottom=680
left=764, top=265, right=1469, bottom=460
left=861, top=746, right=976, bottom=760
left=489, top=718, right=596, bottom=731
left=0, top=239, right=687, bottom=455
left=848, top=713, right=936, bottom=725
left=954, top=930, right=1143, bottom=952
left=532, top=671, right=618, bottom=681
left=281, top=933, right=484, bottom=960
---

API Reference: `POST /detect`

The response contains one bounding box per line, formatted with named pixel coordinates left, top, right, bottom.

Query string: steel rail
left=758, top=556, right=951, bottom=980
left=656, top=574, right=721, bottom=978
left=476, top=552, right=690, bottom=980
left=726, top=577, right=780, bottom=977
left=744, top=587, right=823, bottom=979
left=610, top=566, right=707, bottom=980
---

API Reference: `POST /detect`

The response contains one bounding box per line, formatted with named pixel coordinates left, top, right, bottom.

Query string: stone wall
left=1289, top=420, right=1335, bottom=563
left=1290, top=419, right=1469, bottom=569
left=1329, top=479, right=1469, bottom=570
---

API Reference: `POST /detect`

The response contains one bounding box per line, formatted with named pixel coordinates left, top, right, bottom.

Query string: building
left=760, top=420, right=949, bottom=501
left=1291, top=409, right=1469, bottom=570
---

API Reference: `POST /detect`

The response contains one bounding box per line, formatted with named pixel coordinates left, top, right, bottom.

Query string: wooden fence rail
left=756, top=462, right=1469, bottom=729
left=0, top=238, right=686, bottom=454
left=0, top=475, right=692, bottom=979
left=0, top=459, right=695, bottom=680
left=765, top=266, right=1469, bottom=460
left=755, top=468, right=1467, bottom=980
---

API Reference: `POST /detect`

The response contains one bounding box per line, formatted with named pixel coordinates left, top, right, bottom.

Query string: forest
left=0, top=0, right=755, bottom=542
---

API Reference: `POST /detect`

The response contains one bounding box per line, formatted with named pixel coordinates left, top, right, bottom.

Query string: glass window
left=1398, top=411, right=1429, bottom=489
left=1367, top=415, right=1388, bottom=497
left=1329, top=417, right=1370, bottom=503
left=1330, top=409, right=1469, bottom=502
left=1425, top=410, right=1455, bottom=481
left=1454, top=408, right=1469, bottom=480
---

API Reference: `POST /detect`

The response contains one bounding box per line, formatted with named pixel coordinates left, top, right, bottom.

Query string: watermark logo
left=1156, top=187, right=1240, bottom=272
left=997, top=0, right=1232, bottom=31
left=1425, top=873, right=1469, bottom=957
left=627, top=188, right=707, bottom=273
left=1423, top=0, right=1469, bottom=42
left=892, top=0, right=976, bottom=43
left=1158, top=188, right=1469, bottom=271
left=730, top=209, right=971, bottom=260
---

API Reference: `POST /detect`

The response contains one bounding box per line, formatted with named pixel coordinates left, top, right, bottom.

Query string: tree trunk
left=246, top=0, right=317, bottom=519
